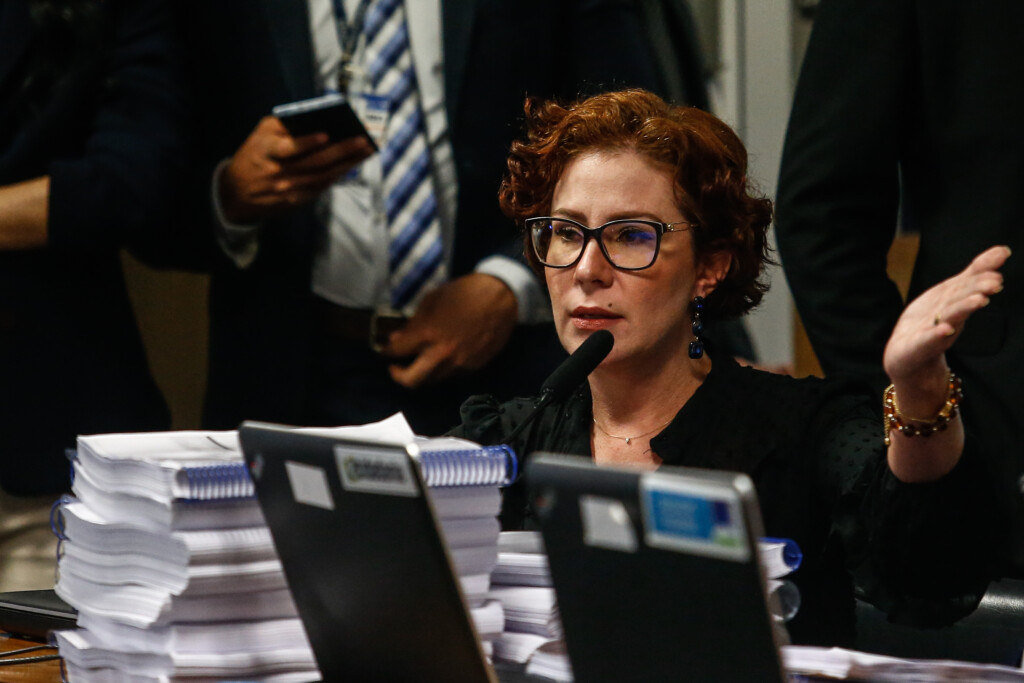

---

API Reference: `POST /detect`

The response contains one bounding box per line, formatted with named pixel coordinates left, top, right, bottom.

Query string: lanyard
left=331, top=0, right=374, bottom=91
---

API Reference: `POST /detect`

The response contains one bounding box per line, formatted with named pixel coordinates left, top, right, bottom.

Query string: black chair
left=855, top=579, right=1024, bottom=667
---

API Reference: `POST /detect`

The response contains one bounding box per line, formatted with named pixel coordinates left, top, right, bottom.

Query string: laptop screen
left=239, top=422, right=495, bottom=682
left=527, top=454, right=786, bottom=683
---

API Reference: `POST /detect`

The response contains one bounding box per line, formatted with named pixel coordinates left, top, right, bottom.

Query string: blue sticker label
left=641, top=474, right=750, bottom=562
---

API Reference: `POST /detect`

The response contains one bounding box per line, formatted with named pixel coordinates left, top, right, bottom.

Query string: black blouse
left=452, top=356, right=1003, bottom=646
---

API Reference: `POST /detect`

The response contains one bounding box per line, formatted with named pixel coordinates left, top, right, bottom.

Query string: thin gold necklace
left=592, top=417, right=673, bottom=445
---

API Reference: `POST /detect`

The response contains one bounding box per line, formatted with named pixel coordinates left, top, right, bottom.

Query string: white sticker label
left=579, top=495, right=638, bottom=553
left=284, top=461, right=335, bottom=510
left=335, top=445, right=418, bottom=497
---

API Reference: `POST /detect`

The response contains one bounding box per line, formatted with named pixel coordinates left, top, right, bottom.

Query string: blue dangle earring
left=688, top=296, right=705, bottom=359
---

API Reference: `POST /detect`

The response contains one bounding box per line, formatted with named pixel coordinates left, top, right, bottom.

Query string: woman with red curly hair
left=453, top=89, right=1009, bottom=645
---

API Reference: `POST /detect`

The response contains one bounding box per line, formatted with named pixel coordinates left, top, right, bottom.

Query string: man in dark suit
left=0, top=0, right=184, bottom=496
left=775, top=0, right=1024, bottom=572
left=0, top=0, right=184, bottom=589
left=178, top=1, right=659, bottom=435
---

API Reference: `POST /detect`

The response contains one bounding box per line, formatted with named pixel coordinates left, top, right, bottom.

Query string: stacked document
left=488, top=531, right=570, bottom=680
left=53, top=429, right=319, bottom=682
left=415, top=437, right=509, bottom=648
left=54, top=416, right=508, bottom=681
left=782, top=646, right=1024, bottom=682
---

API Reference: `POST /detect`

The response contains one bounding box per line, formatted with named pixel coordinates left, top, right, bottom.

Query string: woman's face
left=545, top=149, right=725, bottom=370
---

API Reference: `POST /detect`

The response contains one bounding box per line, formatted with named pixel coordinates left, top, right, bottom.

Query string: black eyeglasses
left=526, top=216, right=695, bottom=270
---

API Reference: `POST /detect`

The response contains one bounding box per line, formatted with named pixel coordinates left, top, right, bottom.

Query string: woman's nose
left=574, top=237, right=614, bottom=285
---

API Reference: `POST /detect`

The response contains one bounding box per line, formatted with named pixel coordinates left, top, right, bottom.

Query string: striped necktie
left=363, top=0, right=447, bottom=311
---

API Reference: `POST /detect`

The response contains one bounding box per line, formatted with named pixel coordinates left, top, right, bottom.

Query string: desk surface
left=0, top=634, right=539, bottom=683
left=0, top=634, right=60, bottom=683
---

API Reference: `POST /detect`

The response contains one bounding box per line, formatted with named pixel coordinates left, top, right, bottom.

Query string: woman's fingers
left=884, top=245, right=1011, bottom=383
left=928, top=246, right=1010, bottom=331
left=966, top=244, right=1012, bottom=276
left=934, top=291, right=990, bottom=333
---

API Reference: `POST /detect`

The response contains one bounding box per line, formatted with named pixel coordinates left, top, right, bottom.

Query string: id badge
left=360, top=93, right=389, bottom=149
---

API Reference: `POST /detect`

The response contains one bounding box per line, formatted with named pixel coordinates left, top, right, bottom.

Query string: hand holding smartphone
left=272, top=93, right=378, bottom=150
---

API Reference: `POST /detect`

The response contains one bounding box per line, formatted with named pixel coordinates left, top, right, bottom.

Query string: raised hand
left=883, top=245, right=1010, bottom=481
left=884, top=245, right=1010, bottom=391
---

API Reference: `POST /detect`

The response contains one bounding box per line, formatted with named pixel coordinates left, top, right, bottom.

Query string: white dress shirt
left=215, top=0, right=547, bottom=323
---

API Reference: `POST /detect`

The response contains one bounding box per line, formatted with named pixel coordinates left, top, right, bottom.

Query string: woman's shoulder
left=713, top=356, right=839, bottom=402
left=451, top=394, right=549, bottom=444
left=710, top=357, right=879, bottom=434
left=722, top=354, right=873, bottom=393
left=452, top=390, right=591, bottom=458
left=457, top=394, right=540, bottom=430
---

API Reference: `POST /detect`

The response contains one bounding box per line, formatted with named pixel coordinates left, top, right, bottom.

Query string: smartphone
left=272, top=93, right=377, bottom=149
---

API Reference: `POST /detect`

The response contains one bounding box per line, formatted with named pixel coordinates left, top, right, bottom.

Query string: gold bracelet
left=883, top=372, right=963, bottom=446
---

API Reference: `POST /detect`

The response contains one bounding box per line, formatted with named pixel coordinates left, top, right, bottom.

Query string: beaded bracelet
left=883, top=372, right=963, bottom=446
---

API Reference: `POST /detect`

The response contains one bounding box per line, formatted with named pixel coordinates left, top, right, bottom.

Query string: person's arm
left=882, top=246, right=1011, bottom=482
left=0, top=177, right=49, bottom=250
left=44, top=0, right=185, bottom=256
left=775, top=0, right=915, bottom=391
left=833, top=250, right=1011, bottom=625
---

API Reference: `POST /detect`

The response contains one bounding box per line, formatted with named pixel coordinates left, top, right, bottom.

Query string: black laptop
left=0, top=589, right=77, bottom=640
left=238, top=422, right=496, bottom=683
left=526, top=453, right=787, bottom=683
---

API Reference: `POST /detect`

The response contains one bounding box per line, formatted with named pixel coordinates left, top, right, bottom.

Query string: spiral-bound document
left=55, top=414, right=510, bottom=682
left=74, top=430, right=252, bottom=502
left=74, top=422, right=515, bottom=503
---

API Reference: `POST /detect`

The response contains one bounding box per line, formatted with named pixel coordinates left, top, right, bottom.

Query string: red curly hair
left=498, top=89, right=773, bottom=319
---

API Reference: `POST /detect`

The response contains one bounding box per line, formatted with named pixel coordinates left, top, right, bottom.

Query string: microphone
left=538, top=329, right=614, bottom=404
left=503, top=330, right=614, bottom=446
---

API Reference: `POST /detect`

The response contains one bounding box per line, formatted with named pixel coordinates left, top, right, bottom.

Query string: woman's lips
left=570, top=307, right=623, bottom=330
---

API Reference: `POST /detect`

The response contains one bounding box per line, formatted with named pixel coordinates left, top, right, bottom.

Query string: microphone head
left=539, top=330, right=614, bottom=403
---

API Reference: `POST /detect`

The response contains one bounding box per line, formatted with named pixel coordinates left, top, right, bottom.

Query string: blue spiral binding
left=64, top=448, right=77, bottom=486
left=416, top=445, right=518, bottom=487
left=180, top=463, right=256, bottom=501
left=50, top=495, right=74, bottom=586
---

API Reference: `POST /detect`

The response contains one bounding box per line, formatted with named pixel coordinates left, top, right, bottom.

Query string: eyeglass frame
left=525, top=216, right=697, bottom=271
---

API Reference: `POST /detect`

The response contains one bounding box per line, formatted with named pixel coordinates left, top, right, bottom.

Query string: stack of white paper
left=418, top=442, right=507, bottom=649
left=487, top=531, right=570, bottom=678
left=54, top=416, right=507, bottom=680
left=54, top=428, right=320, bottom=682
left=782, top=645, right=1024, bottom=682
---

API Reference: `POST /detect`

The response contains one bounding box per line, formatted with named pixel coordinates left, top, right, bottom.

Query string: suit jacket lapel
left=262, top=0, right=317, bottom=101
left=0, top=1, right=35, bottom=98
left=441, top=0, right=478, bottom=119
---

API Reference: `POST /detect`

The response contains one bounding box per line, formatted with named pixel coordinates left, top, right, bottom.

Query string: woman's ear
left=694, top=251, right=732, bottom=298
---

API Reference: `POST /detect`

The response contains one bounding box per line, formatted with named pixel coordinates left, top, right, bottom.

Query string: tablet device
left=527, top=454, right=786, bottom=683
left=238, top=422, right=495, bottom=682
left=272, top=93, right=377, bottom=148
